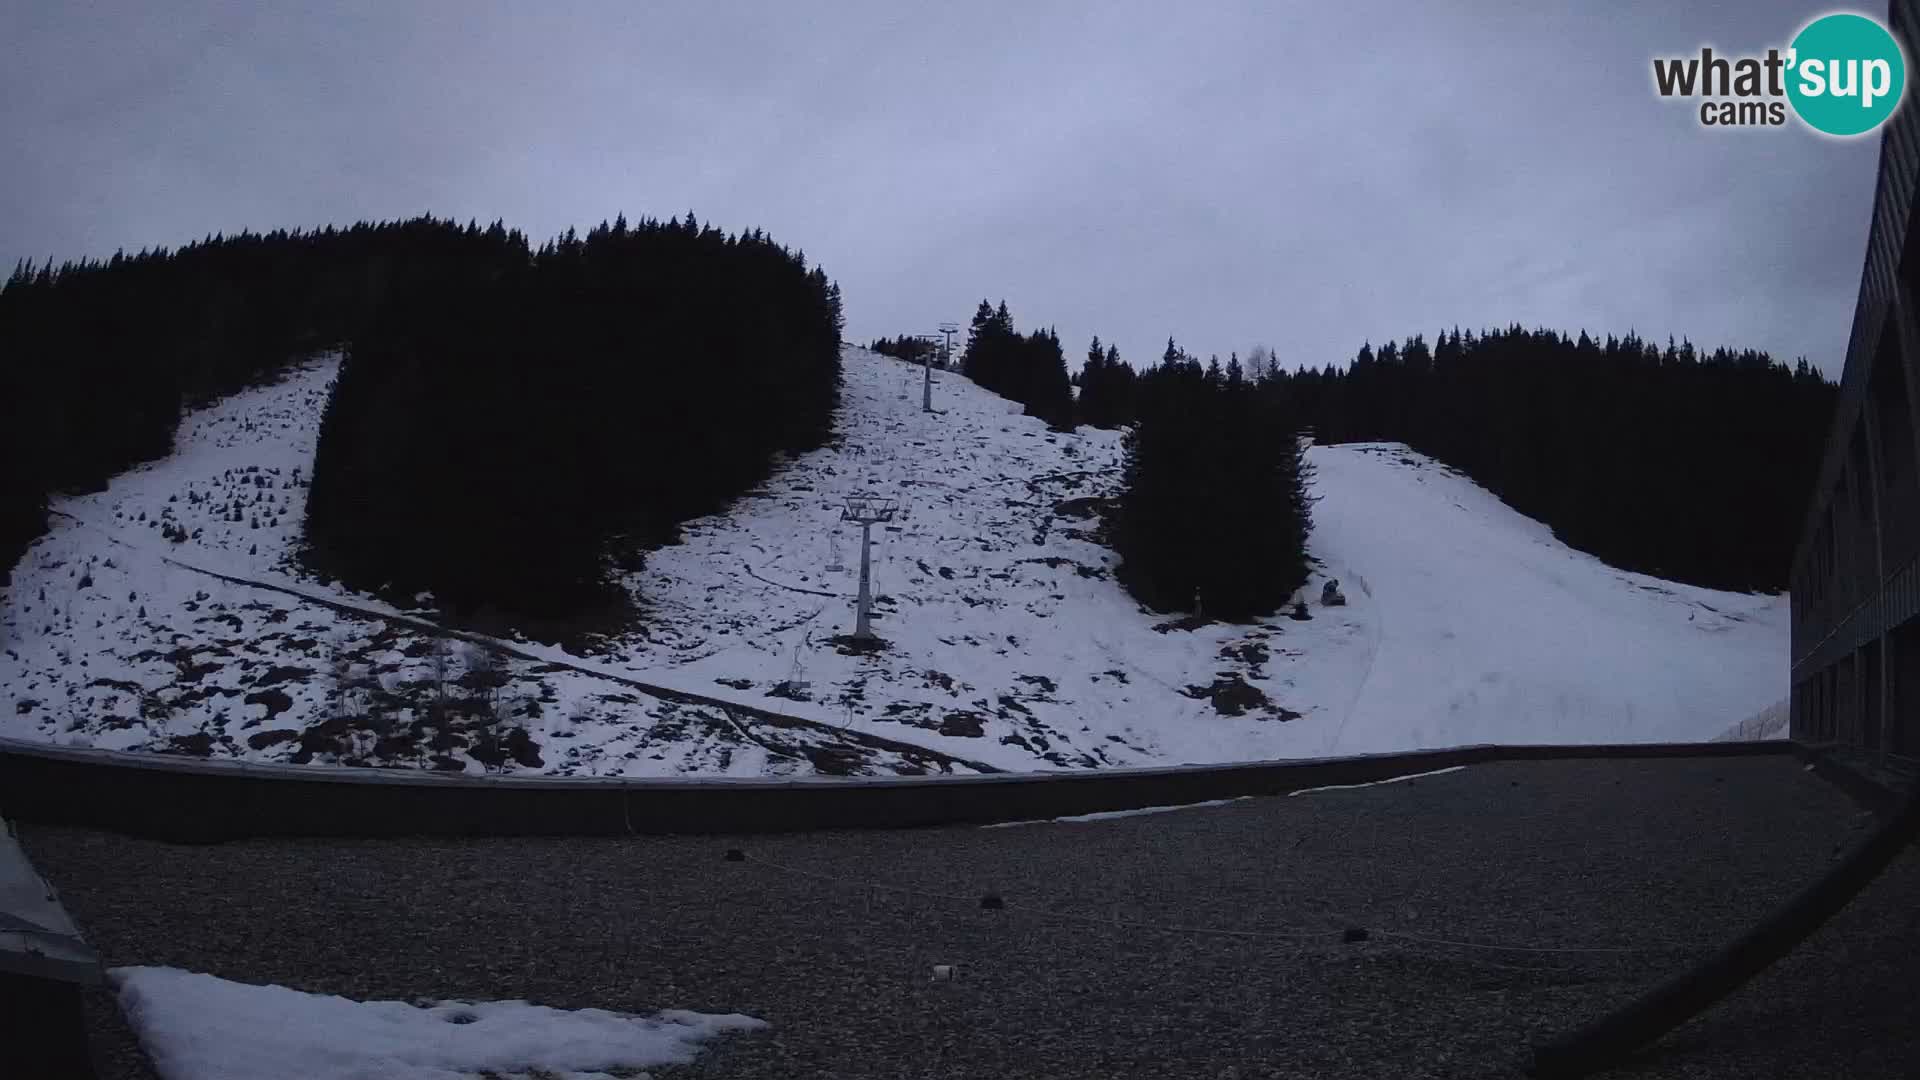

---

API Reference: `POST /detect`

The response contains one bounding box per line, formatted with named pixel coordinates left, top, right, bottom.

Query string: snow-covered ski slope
left=1308, top=445, right=1784, bottom=754
left=0, top=346, right=1787, bottom=777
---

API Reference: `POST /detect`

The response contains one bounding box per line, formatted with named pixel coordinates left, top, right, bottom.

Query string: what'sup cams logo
left=1653, top=11, right=1908, bottom=135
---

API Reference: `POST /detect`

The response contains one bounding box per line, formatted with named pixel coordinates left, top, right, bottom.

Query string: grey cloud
left=0, top=0, right=1882, bottom=374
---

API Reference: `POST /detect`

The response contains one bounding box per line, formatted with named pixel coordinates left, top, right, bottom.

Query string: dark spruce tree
left=1076, top=336, right=1140, bottom=428
left=1113, top=342, right=1313, bottom=619
left=961, top=299, right=1015, bottom=394
left=303, top=215, right=844, bottom=629
left=958, top=300, right=1074, bottom=429
left=1021, top=326, right=1074, bottom=429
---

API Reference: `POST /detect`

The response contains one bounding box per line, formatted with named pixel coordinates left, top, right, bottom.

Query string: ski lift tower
left=933, top=322, right=960, bottom=411
left=840, top=493, right=898, bottom=640
left=918, top=333, right=939, bottom=412
left=938, top=322, right=959, bottom=368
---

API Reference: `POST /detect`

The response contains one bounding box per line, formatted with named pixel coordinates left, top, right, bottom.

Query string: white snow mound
left=114, top=966, right=766, bottom=1080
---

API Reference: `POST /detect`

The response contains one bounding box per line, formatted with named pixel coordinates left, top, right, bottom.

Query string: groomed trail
left=1307, top=445, right=1786, bottom=756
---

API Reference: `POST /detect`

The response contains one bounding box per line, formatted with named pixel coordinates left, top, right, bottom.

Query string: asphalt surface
left=22, top=755, right=1919, bottom=1079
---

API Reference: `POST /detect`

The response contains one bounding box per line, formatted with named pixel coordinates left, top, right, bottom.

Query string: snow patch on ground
left=113, top=966, right=766, bottom=1080
left=1714, top=697, right=1791, bottom=742
left=1286, top=765, right=1469, bottom=797
left=982, top=796, right=1253, bottom=828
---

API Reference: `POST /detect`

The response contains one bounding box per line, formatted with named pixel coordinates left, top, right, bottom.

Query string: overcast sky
left=0, top=1, right=1884, bottom=375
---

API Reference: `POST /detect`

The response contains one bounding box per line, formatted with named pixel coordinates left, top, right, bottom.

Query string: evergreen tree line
left=1048, top=323, right=1830, bottom=592
left=305, top=213, right=844, bottom=622
left=959, top=300, right=1074, bottom=429
left=0, top=216, right=530, bottom=585
left=1074, top=334, right=1139, bottom=429
left=1268, top=326, right=1835, bottom=591
left=867, top=335, right=945, bottom=367
left=1112, top=340, right=1314, bottom=619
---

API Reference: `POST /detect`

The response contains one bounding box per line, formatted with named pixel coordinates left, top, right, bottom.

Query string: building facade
left=1789, top=0, right=1920, bottom=766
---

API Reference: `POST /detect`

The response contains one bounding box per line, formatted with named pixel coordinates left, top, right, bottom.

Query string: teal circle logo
left=1787, top=13, right=1907, bottom=136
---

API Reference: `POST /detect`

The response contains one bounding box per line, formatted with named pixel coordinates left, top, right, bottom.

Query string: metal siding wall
left=1790, top=4, right=1920, bottom=759
left=1894, top=616, right=1920, bottom=754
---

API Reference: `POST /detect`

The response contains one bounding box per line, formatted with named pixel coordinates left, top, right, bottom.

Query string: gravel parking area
left=23, top=755, right=1919, bottom=1079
